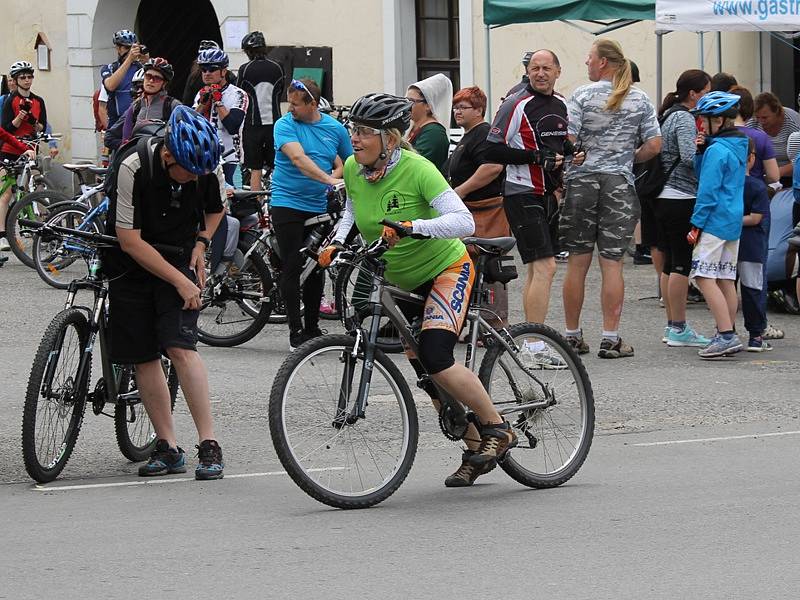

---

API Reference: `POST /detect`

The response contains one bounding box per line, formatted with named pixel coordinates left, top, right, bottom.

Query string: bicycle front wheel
left=114, top=360, right=179, bottom=462
left=33, top=205, right=97, bottom=289
left=478, top=322, right=594, bottom=489
left=7, top=189, right=71, bottom=268
left=21, top=308, right=90, bottom=483
left=269, top=334, right=418, bottom=509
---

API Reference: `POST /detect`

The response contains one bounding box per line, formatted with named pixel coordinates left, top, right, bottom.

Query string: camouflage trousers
left=559, top=174, right=639, bottom=260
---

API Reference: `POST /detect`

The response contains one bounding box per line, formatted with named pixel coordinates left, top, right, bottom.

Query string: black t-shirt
left=445, top=121, right=504, bottom=202
left=236, top=57, right=285, bottom=127
left=105, top=139, right=224, bottom=277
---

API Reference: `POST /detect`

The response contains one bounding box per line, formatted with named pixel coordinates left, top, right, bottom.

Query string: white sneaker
left=521, top=339, right=568, bottom=370
left=0, top=236, right=10, bottom=251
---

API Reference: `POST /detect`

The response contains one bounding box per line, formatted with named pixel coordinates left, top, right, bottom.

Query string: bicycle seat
left=231, top=189, right=269, bottom=200
left=88, top=166, right=108, bottom=176
left=462, top=236, right=516, bottom=254
left=62, top=163, right=97, bottom=173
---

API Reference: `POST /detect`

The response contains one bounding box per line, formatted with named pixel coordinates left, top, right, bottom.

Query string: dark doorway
left=135, top=0, right=222, bottom=101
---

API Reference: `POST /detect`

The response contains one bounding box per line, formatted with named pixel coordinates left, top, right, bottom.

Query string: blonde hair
left=385, top=128, right=415, bottom=152
left=594, top=38, right=632, bottom=112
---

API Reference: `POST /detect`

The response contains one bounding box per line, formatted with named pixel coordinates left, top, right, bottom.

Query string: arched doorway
left=135, top=0, right=222, bottom=101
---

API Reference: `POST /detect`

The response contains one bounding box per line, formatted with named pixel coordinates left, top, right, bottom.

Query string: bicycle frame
left=61, top=197, right=109, bottom=254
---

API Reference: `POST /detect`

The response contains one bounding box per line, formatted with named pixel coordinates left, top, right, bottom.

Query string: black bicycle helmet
left=348, top=93, right=412, bottom=133
left=241, top=30, right=266, bottom=50
left=142, top=57, right=174, bottom=82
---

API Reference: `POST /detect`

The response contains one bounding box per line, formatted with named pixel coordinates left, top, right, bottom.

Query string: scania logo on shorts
left=450, top=262, right=471, bottom=312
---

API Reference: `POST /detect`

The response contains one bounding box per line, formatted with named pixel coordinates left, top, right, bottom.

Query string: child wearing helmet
left=689, top=90, right=750, bottom=358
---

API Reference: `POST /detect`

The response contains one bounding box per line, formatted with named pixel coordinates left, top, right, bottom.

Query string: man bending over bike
left=319, top=93, right=517, bottom=487
left=104, top=105, right=226, bottom=480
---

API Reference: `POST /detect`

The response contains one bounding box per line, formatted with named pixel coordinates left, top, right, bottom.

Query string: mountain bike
left=268, top=221, right=595, bottom=509
left=19, top=219, right=178, bottom=483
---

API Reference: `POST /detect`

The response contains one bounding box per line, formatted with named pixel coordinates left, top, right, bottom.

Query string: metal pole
left=485, top=24, right=493, bottom=111
left=698, top=32, right=705, bottom=70
left=716, top=31, right=722, bottom=73
left=656, top=31, right=663, bottom=107
left=759, top=32, right=764, bottom=92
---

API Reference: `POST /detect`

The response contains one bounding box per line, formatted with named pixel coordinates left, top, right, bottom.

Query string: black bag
left=633, top=105, right=688, bottom=199
left=484, top=254, right=518, bottom=285
left=229, top=194, right=262, bottom=219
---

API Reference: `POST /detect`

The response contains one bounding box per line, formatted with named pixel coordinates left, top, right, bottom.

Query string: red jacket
left=0, top=127, right=29, bottom=156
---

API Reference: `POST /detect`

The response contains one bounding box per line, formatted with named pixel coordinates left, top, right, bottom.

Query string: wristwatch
left=196, top=235, right=211, bottom=249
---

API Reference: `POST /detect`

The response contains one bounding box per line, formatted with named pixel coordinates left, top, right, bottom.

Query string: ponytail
left=659, top=92, right=679, bottom=117
left=594, top=39, right=631, bottom=112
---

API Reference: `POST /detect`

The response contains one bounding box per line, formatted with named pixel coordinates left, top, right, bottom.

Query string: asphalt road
left=1, top=250, right=799, bottom=598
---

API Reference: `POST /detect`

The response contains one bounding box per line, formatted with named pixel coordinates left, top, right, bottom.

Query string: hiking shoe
left=138, top=439, right=187, bottom=476
left=555, top=251, right=569, bottom=262
left=521, top=339, right=568, bottom=370
left=566, top=334, right=589, bottom=355
left=667, top=326, right=710, bottom=348
left=289, top=328, right=312, bottom=351
left=632, top=249, right=652, bottom=265
left=444, top=450, right=497, bottom=487
left=762, top=323, right=784, bottom=340
left=698, top=334, right=743, bottom=359
left=468, top=421, right=518, bottom=468
left=195, top=439, right=224, bottom=480
left=747, top=336, right=773, bottom=352
left=662, top=326, right=669, bottom=343
left=597, top=337, right=634, bottom=358
left=0, top=236, right=10, bottom=251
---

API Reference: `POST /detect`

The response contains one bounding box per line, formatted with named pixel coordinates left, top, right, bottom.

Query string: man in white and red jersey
left=486, top=49, right=583, bottom=327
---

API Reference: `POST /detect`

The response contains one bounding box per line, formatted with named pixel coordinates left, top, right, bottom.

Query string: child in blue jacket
left=689, top=91, right=749, bottom=359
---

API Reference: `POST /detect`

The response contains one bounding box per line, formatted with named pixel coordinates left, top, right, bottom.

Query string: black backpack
left=634, top=105, right=689, bottom=199
left=103, top=123, right=165, bottom=203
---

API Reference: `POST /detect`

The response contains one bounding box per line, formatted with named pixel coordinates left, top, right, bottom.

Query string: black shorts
left=653, top=197, right=695, bottom=276
left=108, top=267, right=199, bottom=364
left=503, top=192, right=559, bottom=264
left=638, top=194, right=663, bottom=250
left=242, top=124, right=276, bottom=170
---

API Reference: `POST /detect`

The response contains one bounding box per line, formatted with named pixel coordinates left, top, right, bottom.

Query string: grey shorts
left=559, top=174, right=639, bottom=260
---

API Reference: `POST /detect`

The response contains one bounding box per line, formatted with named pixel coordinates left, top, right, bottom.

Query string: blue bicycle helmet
left=692, top=91, right=740, bottom=118
left=113, top=29, right=137, bottom=47
left=164, top=106, right=221, bottom=175
left=197, top=48, right=229, bottom=69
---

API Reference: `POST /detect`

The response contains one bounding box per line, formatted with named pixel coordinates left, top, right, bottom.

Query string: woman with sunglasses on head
left=406, top=73, right=453, bottom=172
left=272, top=78, right=352, bottom=350
left=318, top=93, right=518, bottom=487
left=121, top=58, right=181, bottom=144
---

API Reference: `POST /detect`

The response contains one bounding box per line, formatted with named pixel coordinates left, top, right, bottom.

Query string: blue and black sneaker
left=195, top=439, right=224, bottom=480
left=138, top=439, right=187, bottom=476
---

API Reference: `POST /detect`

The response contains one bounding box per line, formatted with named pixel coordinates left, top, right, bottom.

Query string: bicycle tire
left=269, top=334, right=418, bottom=509
left=21, top=308, right=90, bottom=483
left=197, top=240, right=273, bottom=347
left=114, top=361, right=178, bottom=462
left=7, top=189, right=71, bottom=268
left=478, top=322, right=594, bottom=488
left=33, top=204, right=98, bottom=289
left=333, top=260, right=403, bottom=353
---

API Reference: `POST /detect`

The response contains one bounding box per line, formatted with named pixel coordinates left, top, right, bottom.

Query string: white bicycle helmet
left=9, top=61, right=34, bottom=78
left=132, top=68, right=146, bottom=85
left=318, top=97, right=332, bottom=114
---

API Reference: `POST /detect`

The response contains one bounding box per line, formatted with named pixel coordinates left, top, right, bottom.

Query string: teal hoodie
left=692, top=129, right=749, bottom=241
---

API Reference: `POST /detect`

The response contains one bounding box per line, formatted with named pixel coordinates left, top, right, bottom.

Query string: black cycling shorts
left=638, top=194, right=663, bottom=251
left=653, top=197, right=695, bottom=276
left=108, top=267, right=199, bottom=364
left=503, top=192, right=559, bottom=264
left=242, top=124, right=276, bottom=170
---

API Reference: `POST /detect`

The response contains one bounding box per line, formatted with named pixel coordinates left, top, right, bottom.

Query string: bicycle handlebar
left=379, top=219, right=430, bottom=240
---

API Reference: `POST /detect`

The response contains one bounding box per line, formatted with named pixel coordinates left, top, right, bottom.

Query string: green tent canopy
left=484, top=0, right=656, bottom=27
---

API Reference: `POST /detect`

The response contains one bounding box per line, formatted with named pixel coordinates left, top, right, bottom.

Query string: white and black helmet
left=132, top=68, right=146, bottom=84
left=9, top=61, right=34, bottom=78
left=348, top=93, right=412, bottom=134
left=318, top=96, right=332, bottom=114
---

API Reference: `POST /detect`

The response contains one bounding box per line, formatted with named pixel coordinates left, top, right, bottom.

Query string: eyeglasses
left=289, top=79, right=313, bottom=101
left=452, top=105, right=474, bottom=112
left=200, top=66, right=221, bottom=73
left=405, top=97, right=426, bottom=104
left=348, top=124, right=382, bottom=137
left=144, top=73, right=164, bottom=82
left=17, top=74, right=34, bottom=80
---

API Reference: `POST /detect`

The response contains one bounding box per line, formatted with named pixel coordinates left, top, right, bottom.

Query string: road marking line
left=632, top=430, right=800, bottom=447
left=31, top=467, right=345, bottom=492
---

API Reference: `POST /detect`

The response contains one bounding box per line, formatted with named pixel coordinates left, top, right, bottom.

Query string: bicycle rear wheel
left=7, top=189, right=71, bottom=268
left=114, top=360, right=179, bottom=462
left=197, top=240, right=273, bottom=347
left=269, top=334, right=418, bottom=509
left=33, top=205, right=97, bottom=289
left=478, top=322, right=594, bottom=488
left=21, top=308, right=90, bottom=483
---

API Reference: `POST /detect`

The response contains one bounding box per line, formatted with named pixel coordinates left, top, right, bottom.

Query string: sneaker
left=444, top=450, right=497, bottom=487
left=632, top=249, right=652, bottom=265
left=762, top=323, right=784, bottom=340
left=468, top=421, right=518, bottom=468
left=747, top=336, right=773, bottom=352
left=769, top=289, right=800, bottom=315
left=0, top=255, right=7, bottom=266
left=521, top=339, right=568, bottom=369
left=138, top=439, right=187, bottom=476
left=289, top=328, right=313, bottom=351
left=0, top=236, right=10, bottom=251
left=687, top=285, right=705, bottom=304
left=667, top=326, right=711, bottom=348
left=195, top=439, right=224, bottom=480
left=555, top=251, right=569, bottom=262
left=566, top=334, right=590, bottom=355
left=319, top=297, right=337, bottom=315
left=698, top=334, right=743, bottom=359
left=597, top=337, right=634, bottom=359
left=662, top=326, right=669, bottom=343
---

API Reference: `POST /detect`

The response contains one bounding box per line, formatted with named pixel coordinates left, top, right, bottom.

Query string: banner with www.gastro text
left=657, top=0, right=800, bottom=30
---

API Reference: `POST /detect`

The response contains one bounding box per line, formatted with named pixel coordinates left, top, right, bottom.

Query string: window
left=415, top=0, right=459, bottom=90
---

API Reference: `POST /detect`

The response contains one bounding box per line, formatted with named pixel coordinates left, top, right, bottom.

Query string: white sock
left=565, top=328, right=582, bottom=338
left=602, top=330, right=619, bottom=341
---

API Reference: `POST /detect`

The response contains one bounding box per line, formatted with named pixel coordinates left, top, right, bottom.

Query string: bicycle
left=19, top=219, right=178, bottom=483
left=268, top=221, right=595, bottom=509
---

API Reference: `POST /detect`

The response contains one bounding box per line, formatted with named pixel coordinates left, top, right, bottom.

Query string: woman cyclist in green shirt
left=318, top=93, right=517, bottom=487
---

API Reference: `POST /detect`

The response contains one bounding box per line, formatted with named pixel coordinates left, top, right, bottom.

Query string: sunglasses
left=144, top=73, right=164, bottom=82
left=17, top=74, right=34, bottom=80
left=200, top=66, right=221, bottom=73
left=289, top=79, right=313, bottom=101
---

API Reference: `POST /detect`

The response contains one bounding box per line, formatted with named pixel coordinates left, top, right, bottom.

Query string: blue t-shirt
left=271, top=113, right=352, bottom=213
left=100, top=60, right=141, bottom=127
left=739, top=175, right=771, bottom=263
